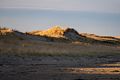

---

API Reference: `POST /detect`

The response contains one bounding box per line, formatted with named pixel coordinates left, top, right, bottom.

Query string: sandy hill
left=0, top=27, right=47, bottom=41
left=1, top=26, right=120, bottom=45
left=80, top=33, right=120, bottom=45
left=28, top=26, right=86, bottom=41
left=115, top=36, right=120, bottom=39
left=0, top=27, right=21, bottom=40
left=29, top=26, right=65, bottom=38
left=81, top=33, right=120, bottom=41
left=28, top=26, right=120, bottom=45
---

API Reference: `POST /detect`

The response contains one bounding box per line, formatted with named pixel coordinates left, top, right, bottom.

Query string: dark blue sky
left=0, top=0, right=120, bottom=36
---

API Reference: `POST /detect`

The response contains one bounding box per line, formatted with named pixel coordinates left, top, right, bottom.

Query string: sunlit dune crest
left=29, top=26, right=65, bottom=37
left=0, top=27, right=13, bottom=35
left=64, top=67, right=120, bottom=74
left=115, top=36, right=120, bottom=39
left=81, top=33, right=120, bottom=41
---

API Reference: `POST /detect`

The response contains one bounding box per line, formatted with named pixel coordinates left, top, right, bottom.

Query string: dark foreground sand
left=0, top=55, right=120, bottom=80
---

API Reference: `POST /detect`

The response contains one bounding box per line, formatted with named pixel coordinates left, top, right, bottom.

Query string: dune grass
left=0, top=40, right=120, bottom=57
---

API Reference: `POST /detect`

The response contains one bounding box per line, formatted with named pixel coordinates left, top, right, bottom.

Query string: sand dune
left=0, top=26, right=120, bottom=80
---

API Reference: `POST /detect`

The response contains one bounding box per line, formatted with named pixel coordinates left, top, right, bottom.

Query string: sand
left=0, top=55, right=120, bottom=80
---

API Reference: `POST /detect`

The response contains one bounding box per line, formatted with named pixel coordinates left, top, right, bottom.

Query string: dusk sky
left=0, top=0, right=120, bottom=36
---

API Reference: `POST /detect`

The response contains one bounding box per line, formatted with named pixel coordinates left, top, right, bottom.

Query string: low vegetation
left=0, top=26, right=120, bottom=57
left=0, top=39, right=120, bottom=57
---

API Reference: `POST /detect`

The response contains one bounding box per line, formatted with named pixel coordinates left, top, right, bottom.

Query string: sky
left=0, top=0, right=120, bottom=36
